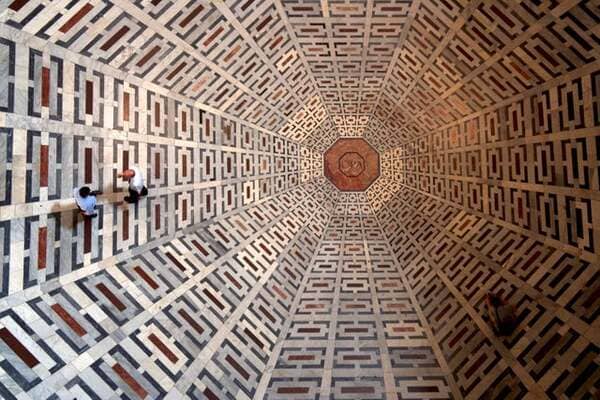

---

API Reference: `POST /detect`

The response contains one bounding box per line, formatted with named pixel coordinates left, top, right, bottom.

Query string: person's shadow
left=50, top=200, right=78, bottom=231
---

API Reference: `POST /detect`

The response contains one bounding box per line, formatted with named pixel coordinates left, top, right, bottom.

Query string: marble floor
left=1, top=0, right=600, bottom=399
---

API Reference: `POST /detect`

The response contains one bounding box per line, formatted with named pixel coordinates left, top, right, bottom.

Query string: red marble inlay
left=392, top=326, right=415, bottom=332
left=85, top=80, right=93, bottom=115
left=181, top=198, right=187, bottom=221
left=241, top=0, right=255, bottom=11
left=224, top=271, right=242, bottom=289
left=343, top=354, right=371, bottom=360
left=181, top=154, right=187, bottom=177
left=324, top=138, right=380, bottom=191
left=38, top=227, right=47, bottom=270
left=123, top=92, right=130, bottom=122
left=112, top=363, right=148, bottom=399
left=203, top=27, right=224, bottom=47
left=154, top=152, right=161, bottom=179
left=51, top=303, right=87, bottom=337
left=0, top=328, right=40, bottom=368
left=244, top=327, right=263, bottom=348
left=148, top=333, right=178, bottom=363
left=122, top=209, right=129, bottom=241
left=203, top=288, right=224, bottom=310
left=165, top=252, right=186, bottom=272
left=39, top=145, right=49, bottom=187
left=180, top=4, right=204, bottom=28
left=259, top=305, right=275, bottom=323
left=83, top=217, right=92, bottom=253
left=59, top=3, right=93, bottom=33
left=272, top=285, right=287, bottom=299
left=298, top=327, right=320, bottom=333
left=136, top=45, right=160, bottom=67
left=203, top=388, right=219, bottom=400
left=9, top=0, right=29, bottom=11
left=449, top=326, right=468, bottom=348
left=465, top=353, right=487, bottom=377
left=178, top=309, right=204, bottom=335
left=517, top=197, right=524, bottom=219
left=204, top=118, right=211, bottom=138
left=100, top=26, right=129, bottom=51
left=408, top=386, right=440, bottom=393
left=166, top=61, right=187, bottom=81
left=192, top=240, right=209, bottom=256
left=134, top=266, right=159, bottom=289
left=154, top=203, right=161, bottom=230
left=122, top=150, right=129, bottom=181
left=278, top=387, right=309, bottom=394
left=84, top=147, right=93, bottom=184
left=226, top=354, right=250, bottom=380
left=288, top=354, right=314, bottom=361
left=154, top=102, right=160, bottom=127
left=341, top=387, right=375, bottom=394
left=96, top=283, right=126, bottom=311
left=41, top=67, right=50, bottom=107
left=256, top=15, right=272, bottom=31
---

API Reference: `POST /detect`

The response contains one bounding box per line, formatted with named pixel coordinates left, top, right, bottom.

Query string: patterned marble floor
left=0, top=177, right=454, bottom=399
left=0, top=179, right=333, bottom=399
left=1, top=0, right=600, bottom=398
left=263, top=193, right=451, bottom=399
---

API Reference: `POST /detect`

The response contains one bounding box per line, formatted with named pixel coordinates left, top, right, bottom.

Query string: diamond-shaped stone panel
left=324, top=139, right=380, bottom=191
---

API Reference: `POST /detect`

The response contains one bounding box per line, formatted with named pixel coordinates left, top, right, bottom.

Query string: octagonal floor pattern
left=324, top=139, right=380, bottom=191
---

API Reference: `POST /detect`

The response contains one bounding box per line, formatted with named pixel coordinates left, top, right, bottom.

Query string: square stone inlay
left=324, top=138, right=380, bottom=191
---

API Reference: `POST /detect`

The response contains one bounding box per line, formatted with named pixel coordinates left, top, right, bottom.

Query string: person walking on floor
left=118, top=165, right=148, bottom=204
left=73, top=186, right=102, bottom=217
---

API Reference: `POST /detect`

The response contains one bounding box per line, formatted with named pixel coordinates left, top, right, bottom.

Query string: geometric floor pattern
left=7, top=175, right=598, bottom=398
left=324, top=138, right=380, bottom=191
left=265, top=193, right=450, bottom=399
left=0, top=179, right=334, bottom=399
left=0, top=180, right=454, bottom=399
left=1, top=0, right=600, bottom=399
left=4, top=175, right=600, bottom=398
left=368, top=177, right=600, bottom=400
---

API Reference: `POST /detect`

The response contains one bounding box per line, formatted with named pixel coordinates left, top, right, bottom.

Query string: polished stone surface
left=1, top=0, right=600, bottom=399
left=324, top=138, right=380, bottom=191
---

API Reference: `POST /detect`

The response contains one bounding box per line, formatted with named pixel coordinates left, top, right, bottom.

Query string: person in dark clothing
left=125, top=185, right=148, bottom=203
left=118, top=166, right=148, bottom=204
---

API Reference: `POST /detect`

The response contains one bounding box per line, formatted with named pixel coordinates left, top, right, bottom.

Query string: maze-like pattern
left=265, top=193, right=451, bottom=399
left=364, top=0, right=600, bottom=150
left=368, top=178, right=600, bottom=399
left=2, top=0, right=600, bottom=398
left=373, top=9, right=600, bottom=394
left=0, top=25, right=301, bottom=297
left=5, top=0, right=600, bottom=149
left=0, top=179, right=338, bottom=399
left=386, top=65, right=600, bottom=269
left=282, top=1, right=411, bottom=135
left=1, top=0, right=336, bottom=142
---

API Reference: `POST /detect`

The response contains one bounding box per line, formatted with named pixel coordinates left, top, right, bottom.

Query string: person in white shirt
left=118, top=165, right=148, bottom=204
